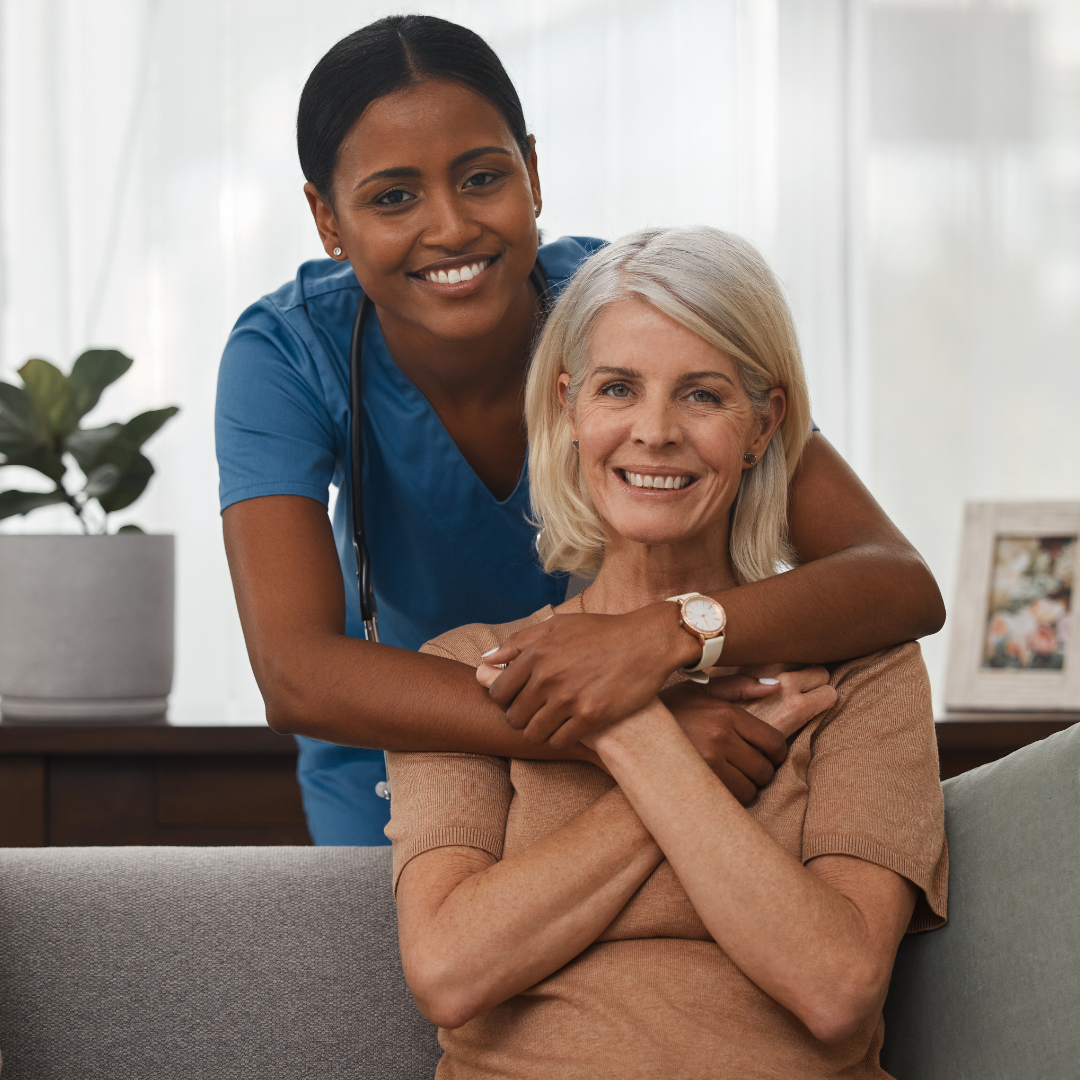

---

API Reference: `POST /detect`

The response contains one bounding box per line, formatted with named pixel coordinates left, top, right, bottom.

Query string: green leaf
left=117, top=523, right=144, bottom=534
left=64, top=423, right=123, bottom=473
left=0, top=381, right=48, bottom=454
left=97, top=451, right=154, bottom=513
left=83, top=463, right=122, bottom=497
left=0, top=488, right=68, bottom=521
left=18, top=358, right=74, bottom=437
left=118, top=406, right=179, bottom=449
left=2, top=443, right=67, bottom=484
left=68, top=349, right=133, bottom=421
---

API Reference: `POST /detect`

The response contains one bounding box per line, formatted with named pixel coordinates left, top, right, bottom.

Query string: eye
left=687, top=388, right=721, bottom=404
left=373, top=188, right=416, bottom=207
left=600, top=382, right=633, bottom=399
left=464, top=171, right=500, bottom=189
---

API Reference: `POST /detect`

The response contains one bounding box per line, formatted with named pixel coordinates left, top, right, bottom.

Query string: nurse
left=216, top=15, right=944, bottom=845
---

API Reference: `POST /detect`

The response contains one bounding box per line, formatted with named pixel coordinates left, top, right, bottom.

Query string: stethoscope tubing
left=348, top=261, right=551, bottom=801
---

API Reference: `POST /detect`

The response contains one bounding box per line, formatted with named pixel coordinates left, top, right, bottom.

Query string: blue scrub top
left=216, top=236, right=605, bottom=844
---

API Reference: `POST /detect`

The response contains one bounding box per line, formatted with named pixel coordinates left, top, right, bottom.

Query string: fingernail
left=758, top=677, right=780, bottom=685
left=481, top=647, right=499, bottom=657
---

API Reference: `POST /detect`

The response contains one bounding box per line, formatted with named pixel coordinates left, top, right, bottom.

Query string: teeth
left=425, top=259, right=490, bottom=284
left=622, top=471, right=692, bottom=490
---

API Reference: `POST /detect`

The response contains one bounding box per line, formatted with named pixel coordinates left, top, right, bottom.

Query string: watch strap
left=666, top=593, right=726, bottom=681
left=685, top=632, right=725, bottom=673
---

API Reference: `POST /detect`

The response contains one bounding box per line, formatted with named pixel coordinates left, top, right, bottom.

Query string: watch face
left=684, top=596, right=726, bottom=636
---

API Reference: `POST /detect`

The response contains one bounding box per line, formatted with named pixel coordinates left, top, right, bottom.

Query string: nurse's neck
left=376, top=276, right=541, bottom=502
left=378, top=274, right=539, bottom=405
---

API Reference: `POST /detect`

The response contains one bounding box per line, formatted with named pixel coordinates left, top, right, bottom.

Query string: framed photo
left=946, top=502, right=1080, bottom=711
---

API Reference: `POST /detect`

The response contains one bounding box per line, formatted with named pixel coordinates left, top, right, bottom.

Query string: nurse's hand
left=479, top=602, right=702, bottom=747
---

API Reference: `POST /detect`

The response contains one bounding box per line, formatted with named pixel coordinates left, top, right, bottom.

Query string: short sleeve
left=215, top=302, right=338, bottom=513
left=384, top=751, right=512, bottom=895
left=802, top=643, right=948, bottom=932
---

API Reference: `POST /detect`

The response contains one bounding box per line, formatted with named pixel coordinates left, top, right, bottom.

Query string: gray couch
left=1, top=723, right=1077, bottom=1079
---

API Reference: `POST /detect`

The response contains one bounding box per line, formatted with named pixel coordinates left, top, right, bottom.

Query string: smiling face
left=560, top=298, right=786, bottom=560
left=304, top=78, right=541, bottom=346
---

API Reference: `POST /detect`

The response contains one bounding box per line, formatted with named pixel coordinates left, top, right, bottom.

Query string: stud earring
left=534, top=206, right=540, bottom=215
left=332, top=246, right=342, bottom=257
left=743, top=452, right=757, bottom=465
left=572, top=440, right=579, bottom=450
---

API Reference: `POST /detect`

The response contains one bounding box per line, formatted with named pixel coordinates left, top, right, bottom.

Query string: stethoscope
left=348, top=261, right=551, bottom=802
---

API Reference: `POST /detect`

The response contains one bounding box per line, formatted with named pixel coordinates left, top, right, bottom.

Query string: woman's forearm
left=593, top=700, right=911, bottom=1043
left=397, top=787, right=662, bottom=1027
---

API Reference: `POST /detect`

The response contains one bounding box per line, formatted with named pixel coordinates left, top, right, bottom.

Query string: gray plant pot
left=0, top=534, right=174, bottom=722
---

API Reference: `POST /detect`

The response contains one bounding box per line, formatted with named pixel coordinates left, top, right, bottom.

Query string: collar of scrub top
left=350, top=261, right=550, bottom=803
left=348, top=259, right=552, bottom=643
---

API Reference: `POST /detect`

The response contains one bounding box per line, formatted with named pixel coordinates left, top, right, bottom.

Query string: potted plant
left=0, top=350, right=179, bottom=721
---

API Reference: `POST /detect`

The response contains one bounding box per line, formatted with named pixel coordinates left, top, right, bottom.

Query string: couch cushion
left=882, top=721, right=1080, bottom=1079
left=0, top=846, right=440, bottom=1079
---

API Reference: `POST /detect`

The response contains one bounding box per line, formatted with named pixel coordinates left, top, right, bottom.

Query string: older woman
left=386, top=227, right=947, bottom=1079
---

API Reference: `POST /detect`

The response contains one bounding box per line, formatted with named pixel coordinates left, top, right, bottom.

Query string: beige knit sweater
left=387, top=607, right=948, bottom=1080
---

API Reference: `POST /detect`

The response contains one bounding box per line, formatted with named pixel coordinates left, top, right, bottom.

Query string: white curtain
left=8, top=0, right=1068, bottom=718
left=863, top=0, right=1080, bottom=702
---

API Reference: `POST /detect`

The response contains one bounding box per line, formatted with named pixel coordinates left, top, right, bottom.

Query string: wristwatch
left=667, top=593, right=727, bottom=684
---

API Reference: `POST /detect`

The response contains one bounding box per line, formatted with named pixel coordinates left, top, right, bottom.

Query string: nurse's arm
left=222, top=494, right=789, bottom=788
left=223, top=494, right=565, bottom=756
left=483, top=432, right=946, bottom=746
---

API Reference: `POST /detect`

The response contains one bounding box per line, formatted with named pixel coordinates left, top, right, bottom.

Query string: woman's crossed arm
left=395, top=672, right=916, bottom=1043
left=592, top=698, right=917, bottom=1044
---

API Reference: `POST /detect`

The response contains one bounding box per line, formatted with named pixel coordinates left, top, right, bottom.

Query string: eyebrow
left=356, top=145, right=513, bottom=189
left=678, top=369, right=736, bottom=387
left=591, top=365, right=736, bottom=387
left=591, top=366, right=641, bottom=378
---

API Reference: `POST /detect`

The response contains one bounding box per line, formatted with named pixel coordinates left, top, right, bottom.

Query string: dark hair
left=298, top=15, right=531, bottom=201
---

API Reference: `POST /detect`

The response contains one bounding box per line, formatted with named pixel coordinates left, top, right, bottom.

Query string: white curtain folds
left=1, top=0, right=1076, bottom=719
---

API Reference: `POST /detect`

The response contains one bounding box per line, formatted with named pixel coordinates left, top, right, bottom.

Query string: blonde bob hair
left=526, top=226, right=813, bottom=583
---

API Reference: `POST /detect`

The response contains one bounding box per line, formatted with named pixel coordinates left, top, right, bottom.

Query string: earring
left=332, top=247, right=342, bottom=257
left=743, top=452, right=757, bottom=465
left=572, top=440, right=579, bottom=450
left=534, top=206, right=540, bottom=215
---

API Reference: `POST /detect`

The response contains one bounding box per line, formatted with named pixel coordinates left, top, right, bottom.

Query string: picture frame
left=946, top=502, right=1080, bottom=712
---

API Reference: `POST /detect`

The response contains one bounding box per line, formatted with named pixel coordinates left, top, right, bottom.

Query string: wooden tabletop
left=0, top=722, right=299, bottom=755
left=935, top=712, right=1079, bottom=747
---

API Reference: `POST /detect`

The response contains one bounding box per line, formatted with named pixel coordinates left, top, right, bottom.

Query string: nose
left=630, top=394, right=681, bottom=451
left=420, top=187, right=483, bottom=252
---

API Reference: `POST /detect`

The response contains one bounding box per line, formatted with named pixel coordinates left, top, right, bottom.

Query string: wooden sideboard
left=0, top=714, right=1076, bottom=847
left=0, top=723, right=311, bottom=847
left=934, top=712, right=1079, bottom=780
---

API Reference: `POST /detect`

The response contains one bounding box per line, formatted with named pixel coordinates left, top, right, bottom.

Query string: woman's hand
left=476, top=663, right=834, bottom=806
left=738, top=666, right=837, bottom=739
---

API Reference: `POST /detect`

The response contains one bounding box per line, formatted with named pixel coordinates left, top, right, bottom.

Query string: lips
left=618, top=469, right=695, bottom=490
left=410, top=254, right=499, bottom=286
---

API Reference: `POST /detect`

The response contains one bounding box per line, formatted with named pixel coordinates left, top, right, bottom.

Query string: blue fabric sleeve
left=215, top=303, right=340, bottom=513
